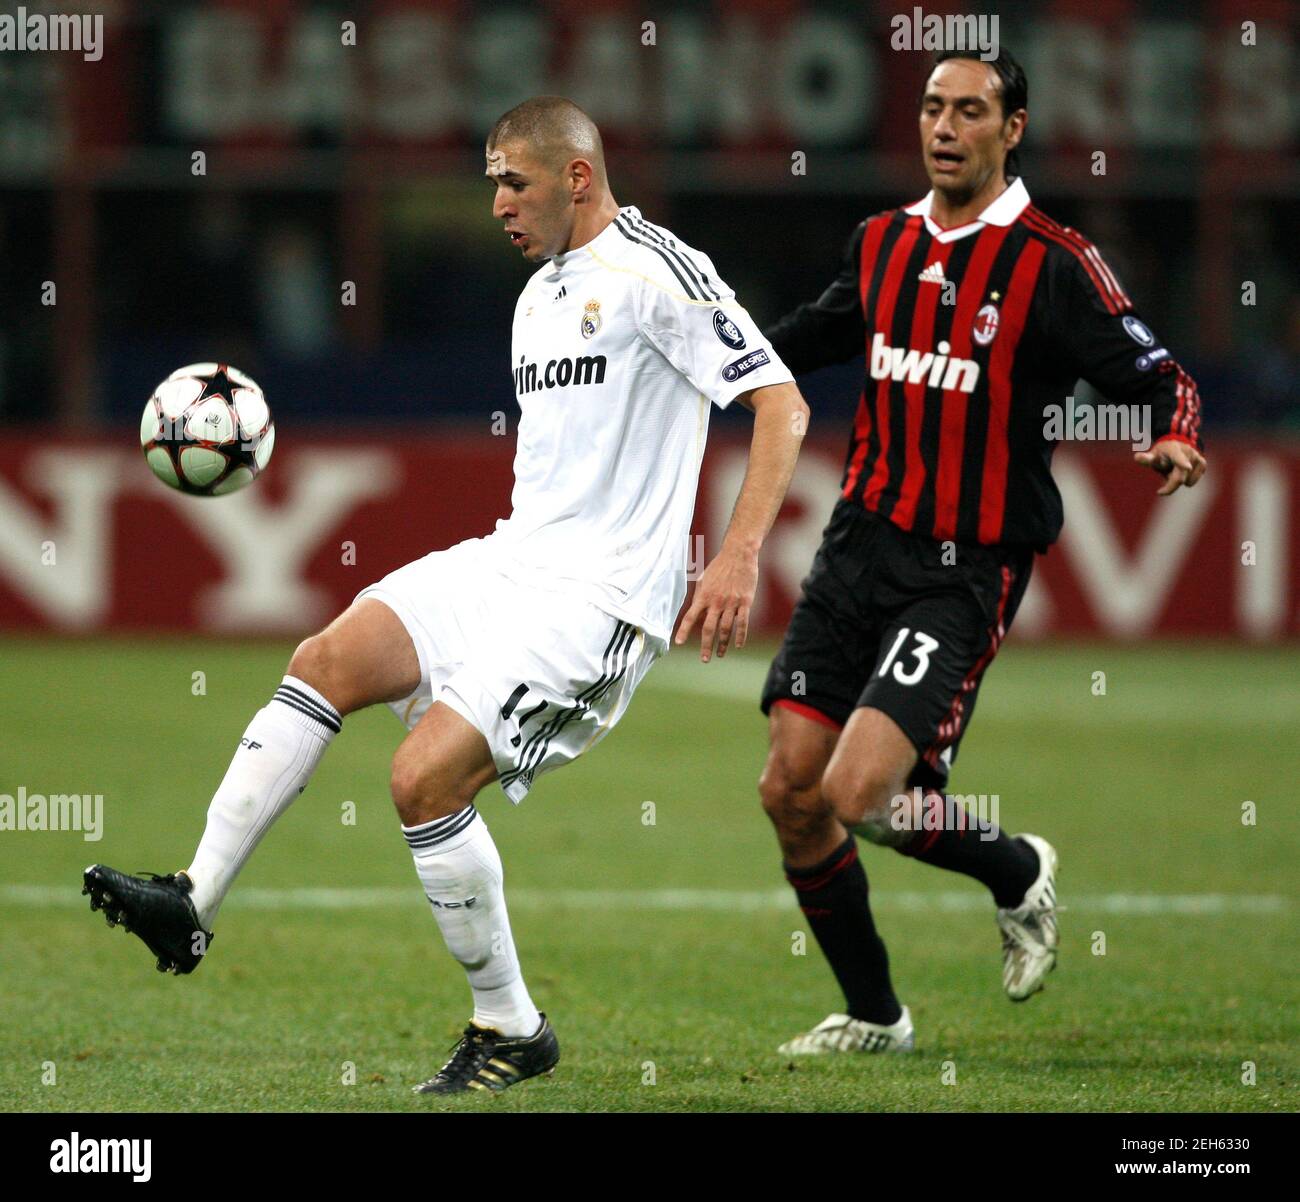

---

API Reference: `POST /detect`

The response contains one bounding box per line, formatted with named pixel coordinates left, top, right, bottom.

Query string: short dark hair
left=486, top=95, right=604, bottom=174
left=925, top=48, right=1028, bottom=180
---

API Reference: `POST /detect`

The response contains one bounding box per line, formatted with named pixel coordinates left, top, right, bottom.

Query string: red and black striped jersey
left=767, top=179, right=1204, bottom=550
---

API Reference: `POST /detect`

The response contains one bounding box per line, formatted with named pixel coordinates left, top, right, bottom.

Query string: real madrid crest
left=581, top=299, right=602, bottom=339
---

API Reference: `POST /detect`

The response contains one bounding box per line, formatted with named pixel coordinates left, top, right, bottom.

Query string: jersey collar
left=551, top=205, right=641, bottom=271
left=904, top=177, right=1030, bottom=243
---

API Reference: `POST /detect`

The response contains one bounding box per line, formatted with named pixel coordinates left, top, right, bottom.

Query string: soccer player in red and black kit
left=758, top=49, right=1206, bottom=1055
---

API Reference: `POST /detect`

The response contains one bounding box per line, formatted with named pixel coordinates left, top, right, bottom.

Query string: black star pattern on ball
left=195, top=365, right=238, bottom=403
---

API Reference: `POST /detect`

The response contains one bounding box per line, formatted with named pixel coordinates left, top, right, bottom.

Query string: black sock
left=785, top=835, right=902, bottom=1026
left=898, top=791, right=1039, bottom=908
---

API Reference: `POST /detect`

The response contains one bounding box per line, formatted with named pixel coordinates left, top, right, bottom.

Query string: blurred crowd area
left=0, top=0, right=1296, bottom=433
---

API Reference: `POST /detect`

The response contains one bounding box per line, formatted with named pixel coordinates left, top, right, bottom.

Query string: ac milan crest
left=972, top=303, right=1000, bottom=347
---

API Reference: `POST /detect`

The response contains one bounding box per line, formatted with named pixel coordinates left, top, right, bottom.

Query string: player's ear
left=1003, top=108, right=1027, bottom=152
left=569, top=158, right=594, bottom=202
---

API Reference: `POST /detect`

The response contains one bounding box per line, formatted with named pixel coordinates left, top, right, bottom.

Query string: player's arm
left=1049, top=252, right=1206, bottom=496
left=763, top=220, right=868, bottom=374
left=675, top=380, right=808, bottom=660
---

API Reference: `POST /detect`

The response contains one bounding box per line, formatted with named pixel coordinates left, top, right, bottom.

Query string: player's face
left=487, top=140, right=573, bottom=263
left=919, top=59, right=1023, bottom=201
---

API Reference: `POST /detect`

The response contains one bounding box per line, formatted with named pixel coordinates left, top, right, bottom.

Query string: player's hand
left=1133, top=437, right=1206, bottom=496
left=673, top=541, right=759, bottom=662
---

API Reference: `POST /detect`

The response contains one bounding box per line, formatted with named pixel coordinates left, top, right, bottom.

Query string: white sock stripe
left=403, top=806, right=479, bottom=849
left=271, top=694, right=338, bottom=737
left=275, top=682, right=341, bottom=728
left=279, top=675, right=342, bottom=716
left=402, top=805, right=477, bottom=836
left=272, top=682, right=342, bottom=735
left=278, top=676, right=342, bottom=724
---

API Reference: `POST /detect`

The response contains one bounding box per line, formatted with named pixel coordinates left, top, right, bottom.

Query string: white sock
left=185, top=676, right=341, bottom=927
left=403, top=806, right=541, bottom=1038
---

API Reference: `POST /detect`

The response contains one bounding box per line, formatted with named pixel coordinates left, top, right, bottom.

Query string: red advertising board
left=0, top=434, right=1295, bottom=640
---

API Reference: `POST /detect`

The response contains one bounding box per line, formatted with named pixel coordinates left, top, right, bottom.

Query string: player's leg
left=757, top=503, right=912, bottom=1052
left=822, top=703, right=1038, bottom=899
left=182, top=598, right=421, bottom=922
left=822, top=703, right=1057, bottom=1000
left=759, top=704, right=842, bottom=867
left=387, top=700, right=558, bottom=1093
left=286, top=595, right=423, bottom=714
left=390, top=700, right=539, bottom=1037
left=392, top=596, right=656, bottom=1093
left=83, top=598, right=421, bottom=972
left=820, top=536, right=1058, bottom=999
left=759, top=703, right=906, bottom=1040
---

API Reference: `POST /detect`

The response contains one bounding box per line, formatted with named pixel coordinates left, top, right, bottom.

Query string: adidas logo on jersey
left=868, top=332, right=980, bottom=394
left=917, top=260, right=947, bottom=284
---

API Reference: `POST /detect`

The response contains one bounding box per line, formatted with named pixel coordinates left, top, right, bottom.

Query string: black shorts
left=761, top=498, right=1034, bottom=790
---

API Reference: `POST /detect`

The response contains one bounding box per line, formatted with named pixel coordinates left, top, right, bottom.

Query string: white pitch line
left=640, top=656, right=1300, bottom=725
left=0, top=884, right=1289, bottom=916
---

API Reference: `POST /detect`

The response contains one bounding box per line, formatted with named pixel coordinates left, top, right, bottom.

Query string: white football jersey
left=483, top=205, right=794, bottom=644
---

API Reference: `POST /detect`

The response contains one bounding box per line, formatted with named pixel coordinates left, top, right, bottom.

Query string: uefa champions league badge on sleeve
left=581, top=299, right=602, bottom=339
left=713, top=310, right=746, bottom=349
left=1122, top=315, right=1155, bottom=346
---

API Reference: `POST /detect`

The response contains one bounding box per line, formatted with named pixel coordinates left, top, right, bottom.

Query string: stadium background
left=1, top=0, right=1297, bottom=637
left=1, top=0, right=1297, bottom=1116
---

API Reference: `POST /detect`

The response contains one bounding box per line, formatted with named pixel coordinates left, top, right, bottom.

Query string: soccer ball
left=140, top=363, right=275, bottom=496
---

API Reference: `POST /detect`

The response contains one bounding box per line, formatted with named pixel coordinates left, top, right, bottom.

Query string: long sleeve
left=765, top=220, right=868, bottom=374
left=1044, top=250, right=1204, bottom=450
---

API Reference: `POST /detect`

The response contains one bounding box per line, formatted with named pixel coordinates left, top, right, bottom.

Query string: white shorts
left=355, top=536, right=664, bottom=803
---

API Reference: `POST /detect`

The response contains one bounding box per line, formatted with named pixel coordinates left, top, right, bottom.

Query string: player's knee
left=389, top=746, right=469, bottom=827
left=389, top=749, right=437, bottom=826
left=759, top=748, right=830, bottom=834
left=287, top=632, right=347, bottom=709
left=759, top=746, right=818, bottom=812
left=821, top=761, right=898, bottom=842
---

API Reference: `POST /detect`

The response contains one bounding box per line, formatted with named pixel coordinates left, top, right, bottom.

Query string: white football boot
left=996, top=833, right=1059, bottom=1001
left=777, top=1007, right=915, bottom=1056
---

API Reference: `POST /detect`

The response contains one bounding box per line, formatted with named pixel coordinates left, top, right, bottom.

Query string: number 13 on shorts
left=877, top=627, right=940, bottom=686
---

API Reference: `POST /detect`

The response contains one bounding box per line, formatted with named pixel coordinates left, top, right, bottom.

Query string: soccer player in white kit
left=82, top=96, right=809, bottom=1094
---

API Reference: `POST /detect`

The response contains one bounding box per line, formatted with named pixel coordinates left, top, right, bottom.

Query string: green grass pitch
left=1, top=637, right=1296, bottom=1112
